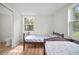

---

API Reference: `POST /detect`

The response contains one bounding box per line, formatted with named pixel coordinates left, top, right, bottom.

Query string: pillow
left=49, top=35, right=58, bottom=38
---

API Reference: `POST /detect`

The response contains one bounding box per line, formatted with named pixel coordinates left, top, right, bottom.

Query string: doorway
left=0, top=4, right=13, bottom=47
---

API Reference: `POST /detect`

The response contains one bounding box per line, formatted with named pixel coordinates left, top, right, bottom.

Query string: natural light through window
left=68, top=4, right=79, bottom=38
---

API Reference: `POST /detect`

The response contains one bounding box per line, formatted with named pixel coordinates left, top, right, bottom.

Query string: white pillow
left=49, top=35, right=57, bottom=38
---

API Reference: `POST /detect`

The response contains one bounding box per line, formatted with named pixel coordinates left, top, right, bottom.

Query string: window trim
left=68, top=4, right=79, bottom=36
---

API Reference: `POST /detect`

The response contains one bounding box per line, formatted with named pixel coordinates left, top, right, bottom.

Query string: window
left=68, top=5, right=79, bottom=38
left=23, top=17, right=34, bottom=32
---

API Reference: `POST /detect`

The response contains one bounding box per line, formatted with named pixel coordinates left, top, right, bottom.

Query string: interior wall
left=13, top=12, right=21, bottom=47
left=53, top=5, right=71, bottom=37
left=22, top=15, right=54, bottom=36
left=0, top=14, right=12, bottom=42
left=0, top=14, right=2, bottom=41
left=34, top=15, right=54, bottom=35
left=3, top=4, right=22, bottom=47
left=0, top=4, right=13, bottom=44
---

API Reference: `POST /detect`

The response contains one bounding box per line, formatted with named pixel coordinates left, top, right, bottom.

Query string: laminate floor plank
left=0, top=43, right=44, bottom=55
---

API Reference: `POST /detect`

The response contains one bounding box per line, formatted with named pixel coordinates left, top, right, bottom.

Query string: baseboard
left=0, top=39, right=6, bottom=42
left=0, top=41, right=6, bottom=44
left=14, top=39, right=22, bottom=47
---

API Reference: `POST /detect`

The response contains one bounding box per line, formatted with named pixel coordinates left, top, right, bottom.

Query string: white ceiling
left=4, top=3, right=71, bottom=15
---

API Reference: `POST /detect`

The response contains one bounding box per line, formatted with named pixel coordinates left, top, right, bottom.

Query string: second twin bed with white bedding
left=45, top=41, right=79, bottom=55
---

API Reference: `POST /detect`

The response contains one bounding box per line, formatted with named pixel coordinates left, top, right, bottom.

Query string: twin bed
left=44, top=37, right=79, bottom=55
left=23, top=33, right=51, bottom=51
left=23, top=32, right=79, bottom=55
left=24, top=35, right=50, bottom=42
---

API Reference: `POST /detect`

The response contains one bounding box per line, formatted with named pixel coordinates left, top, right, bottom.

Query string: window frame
left=68, top=4, right=79, bottom=36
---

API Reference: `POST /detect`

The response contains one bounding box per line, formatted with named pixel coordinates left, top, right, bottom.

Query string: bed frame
left=44, top=37, right=66, bottom=55
left=44, top=37, right=79, bottom=55
left=44, top=32, right=65, bottom=55
left=53, top=32, right=64, bottom=38
left=23, top=33, right=44, bottom=51
left=23, top=33, right=25, bottom=51
left=23, top=32, right=64, bottom=51
left=23, top=32, right=64, bottom=52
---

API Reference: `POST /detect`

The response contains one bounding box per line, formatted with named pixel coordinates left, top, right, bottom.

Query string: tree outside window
left=69, top=5, right=79, bottom=38
left=24, top=17, right=34, bottom=35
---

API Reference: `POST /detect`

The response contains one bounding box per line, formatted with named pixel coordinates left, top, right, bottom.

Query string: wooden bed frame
left=43, top=32, right=64, bottom=55
left=44, top=37, right=66, bottom=55
left=23, top=33, right=44, bottom=51
left=23, top=32, right=64, bottom=53
left=44, top=37, right=79, bottom=55
left=53, top=32, right=64, bottom=38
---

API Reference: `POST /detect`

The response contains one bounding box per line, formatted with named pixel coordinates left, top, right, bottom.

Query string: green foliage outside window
left=24, top=17, right=34, bottom=31
left=72, top=6, right=79, bottom=38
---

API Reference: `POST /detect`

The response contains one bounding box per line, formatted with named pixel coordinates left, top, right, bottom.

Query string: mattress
left=45, top=41, right=79, bottom=55
left=25, top=35, right=50, bottom=42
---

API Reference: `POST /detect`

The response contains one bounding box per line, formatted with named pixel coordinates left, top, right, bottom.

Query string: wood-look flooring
left=0, top=42, right=44, bottom=55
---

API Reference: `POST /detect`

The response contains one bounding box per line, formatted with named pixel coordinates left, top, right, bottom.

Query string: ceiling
left=4, top=3, right=71, bottom=15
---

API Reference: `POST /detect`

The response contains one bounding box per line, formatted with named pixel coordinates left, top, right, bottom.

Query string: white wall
left=13, top=12, right=21, bottom=47
left=34, top=15, right=54, bottom=35
left=22, top=15, right=54, bottom=36
left=0, top=4, right=12, bottom=15
left=3, top=4, right=21, bottom=48
left=53, top=5, right=70, bottom=37
left=0, top=14, right=2, bottom=41
left=0, top=14, right=12, bottom=42
left=0, top=4, right=13, bottom=48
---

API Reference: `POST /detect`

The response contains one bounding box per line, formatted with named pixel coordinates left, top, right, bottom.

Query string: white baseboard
left=0, top=39, right=5, bottom=42
left=12, top=39, right=22, bottom=48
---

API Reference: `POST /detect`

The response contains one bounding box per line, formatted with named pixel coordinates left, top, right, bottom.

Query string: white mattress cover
left=45, top=41, right=79, bottom=55
left=25, top=35, right=50, bottom=42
